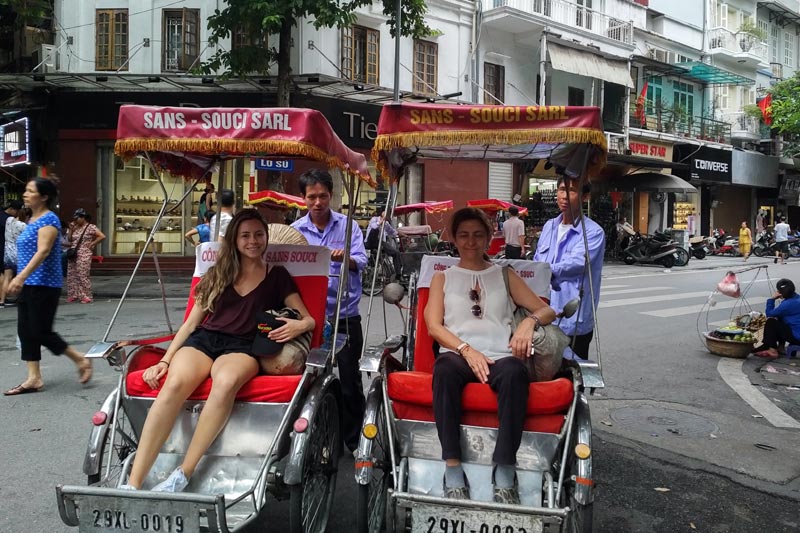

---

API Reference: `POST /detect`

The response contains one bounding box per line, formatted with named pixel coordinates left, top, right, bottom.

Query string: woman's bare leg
left=127, top=347, right=212, bottom=488
left=0, top=269, right=10, bottom=304
left=180, top=353, right=259, bottom=478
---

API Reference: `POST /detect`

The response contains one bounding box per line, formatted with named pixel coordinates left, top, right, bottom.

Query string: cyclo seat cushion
left=125, top=347, right=301, bottom=403
left=387, top=371, right=573, bottom=434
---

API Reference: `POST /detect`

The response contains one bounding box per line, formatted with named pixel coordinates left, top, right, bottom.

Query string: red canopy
left=371, top=103, right=606, bottom=180
left=393, top=200, right=454, bottom=216
left=114, top=105, right=374, bottom=187
left=248, top=190, right=307, bottom=210
left=467, top=199, right=528, bottom=216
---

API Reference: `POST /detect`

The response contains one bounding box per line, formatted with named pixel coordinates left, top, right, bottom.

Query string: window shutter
left=488, top=163, right=514, bottom=202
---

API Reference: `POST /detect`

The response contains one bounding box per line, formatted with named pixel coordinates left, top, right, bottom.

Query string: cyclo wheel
left=289, top=391, right=341, bottom=533
left=357, top=390, right=392, bottom=533
left=87, top=406, right=137, bottom=486
left=562, top=395, right=593, bottom=533
left=362, top=260, right=386, bottom=296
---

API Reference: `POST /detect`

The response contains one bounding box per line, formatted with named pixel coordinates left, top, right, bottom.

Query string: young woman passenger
left=124, top=209, right=315, bottom=492
left=424, top=207, right=556, bottom=504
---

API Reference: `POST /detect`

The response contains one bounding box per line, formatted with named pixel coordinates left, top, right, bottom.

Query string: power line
left=58, top=0, right=188, bottom=32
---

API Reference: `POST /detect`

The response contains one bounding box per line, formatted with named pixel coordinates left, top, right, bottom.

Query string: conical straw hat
left=268, top=223, right=307, bottom=245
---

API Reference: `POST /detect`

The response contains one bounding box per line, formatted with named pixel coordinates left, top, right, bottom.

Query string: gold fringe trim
left=249, top=196, right=306, bottom=209
left=115, top=138, right=376, bottom=188
left=371, top=128, right=608, bottom=178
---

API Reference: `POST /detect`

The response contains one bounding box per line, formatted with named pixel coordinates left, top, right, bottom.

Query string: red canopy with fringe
left=393, top=200, right=454, bottom=215
left=115, top=105, right=374, bottom=186
left=371, top=103, right=607, bottom=180
left=467, top=199, right=528, bottom=216
left=248, top=190, right=307, bottom=210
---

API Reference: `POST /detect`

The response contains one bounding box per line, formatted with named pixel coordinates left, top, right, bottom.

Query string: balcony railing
left=492, top=0, right=633, bottom=44
left=721, top=111, right=762, bottom=138
left=708, top=27, right=768, bottom=61
left=629, top=109, right=732, bottom=144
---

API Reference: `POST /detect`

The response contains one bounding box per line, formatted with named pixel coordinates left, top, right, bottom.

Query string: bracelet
left=526, top=313, right=542, bottom=330
left=456, top=342, right=470, bottom=356
left=157, top=360, right=170, bottom=367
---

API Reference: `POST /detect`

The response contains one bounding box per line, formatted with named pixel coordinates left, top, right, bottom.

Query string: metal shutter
left=488, top=162, right=513, bottom=201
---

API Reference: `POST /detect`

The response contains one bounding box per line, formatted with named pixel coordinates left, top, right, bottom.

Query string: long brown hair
left=194, top=209, right=269, bottom=312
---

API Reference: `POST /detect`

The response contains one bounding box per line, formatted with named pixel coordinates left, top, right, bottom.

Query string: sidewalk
left=91, top=274, right=192, bottom=299
left=603, top=255, right=777, bottom=277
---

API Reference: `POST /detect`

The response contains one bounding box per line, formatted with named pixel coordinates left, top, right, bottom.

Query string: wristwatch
left=527, top=313, right=542, bottom=330
left=456, top=342, right=470, bottom=356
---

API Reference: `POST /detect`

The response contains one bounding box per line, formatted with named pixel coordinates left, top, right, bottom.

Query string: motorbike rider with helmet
left=752, top=278, right=800, bottom=358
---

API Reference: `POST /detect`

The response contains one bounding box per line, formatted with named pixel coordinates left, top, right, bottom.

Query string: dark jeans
left=760, top=318, right=800, bottom=349
left=505, top=245, right=523, bottom=259
left=18, top=285, right=68, bottom=361
left=337, top=315, right=366, bottom=451
left=432, top=352, right=529, bottom=465
left=570, top=330, right=594, bottom=360
left=383, top=239, right=402, bottom=277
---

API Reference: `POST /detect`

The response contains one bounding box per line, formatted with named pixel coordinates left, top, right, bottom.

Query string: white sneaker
left=118, top=484, right=137, bottom=490
left=151, top=467, right=189, bottom=493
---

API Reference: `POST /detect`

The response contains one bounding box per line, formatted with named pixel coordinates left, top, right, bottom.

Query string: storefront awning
left=548, top=43, right=634, bottom=88
left=611, top=172, right=697, bottom=193
left=675, top=61, right=755, bottom=86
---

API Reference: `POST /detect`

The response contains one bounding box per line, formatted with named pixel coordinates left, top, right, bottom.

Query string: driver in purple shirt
left=292, top=169, right=368, bottom=451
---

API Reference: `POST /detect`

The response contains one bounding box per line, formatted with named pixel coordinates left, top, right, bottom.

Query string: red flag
left=635, top=81, right=648, bottom=126
left=758, top=94, right=772, bottom=125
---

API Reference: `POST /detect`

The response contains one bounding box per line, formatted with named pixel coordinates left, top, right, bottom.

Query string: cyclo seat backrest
left=387, top=254, right=572, bottom=434
left=125, top=242, right=330, bottom=402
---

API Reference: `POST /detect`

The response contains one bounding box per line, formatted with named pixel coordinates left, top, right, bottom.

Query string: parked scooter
left=752, top=229, right=800, bottom=258
left=623, top=231, right=682, bottom=268
left=708, top=228, right=739, bottom=256
left=688, top=235, right=710, bottom=259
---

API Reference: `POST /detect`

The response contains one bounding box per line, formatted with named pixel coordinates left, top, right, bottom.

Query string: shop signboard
left=0, top=117, right=30, bottom=167
left=674, top=144, right=731, bottom=183
left=731, top=150, right=779, bottom=188
left=255, top=159, right=294, bottom=172
left=628, top=139, right=673, bottom=162
left=292, top=94, right=381, bottom=148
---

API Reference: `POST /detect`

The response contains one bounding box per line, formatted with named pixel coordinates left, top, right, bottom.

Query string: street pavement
left=1, top=254, right=799, bottom=532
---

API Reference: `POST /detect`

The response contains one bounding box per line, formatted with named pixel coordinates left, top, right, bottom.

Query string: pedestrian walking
left=739, top=221, right=752, bottom=261
left=291, top=169, right=367, bottom=452
left=198, top=182, right=215, bottom=225
left=184, top=210, right=215, bottom=247
left=3, top=177, right=92, bottom=396
left=774, top=216, right=790, bottom=265
left=502, top=205, right=526, bottom=259
left=66, top=208, right=106, bottom=303
left=0, top=204, right=30, bottom=307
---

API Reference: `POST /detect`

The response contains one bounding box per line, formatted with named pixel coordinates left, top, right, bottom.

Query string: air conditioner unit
left=32, top=44, right=58, bottom=73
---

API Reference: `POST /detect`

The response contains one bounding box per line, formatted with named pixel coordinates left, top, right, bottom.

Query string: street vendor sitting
left=752, top=278, right=800, bottom=358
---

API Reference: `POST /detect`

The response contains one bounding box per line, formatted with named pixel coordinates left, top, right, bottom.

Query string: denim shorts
left=182, top=328, right=254, bottom=361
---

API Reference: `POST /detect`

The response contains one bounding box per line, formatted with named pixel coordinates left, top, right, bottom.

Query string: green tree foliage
left=769, top=72, right=800, bottom=136
left=201, top=0, right=431, bottom=105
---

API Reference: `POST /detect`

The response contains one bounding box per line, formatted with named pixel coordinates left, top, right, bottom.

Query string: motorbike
left=623, top=231, right=683, bottom=268
left=752, top=229, right=800, bottom=258
left=688, top=235, right=710, bottom=259
left=708, top=228, right=739, bottom=256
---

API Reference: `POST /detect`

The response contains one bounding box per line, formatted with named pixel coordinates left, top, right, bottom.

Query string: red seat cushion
left=387, top=371, right=573, bottom=434
left=125, top=347, right=301, bottom=403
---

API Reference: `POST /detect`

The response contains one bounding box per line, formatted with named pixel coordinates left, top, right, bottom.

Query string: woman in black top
left=125, top=209, right=315, bottom=492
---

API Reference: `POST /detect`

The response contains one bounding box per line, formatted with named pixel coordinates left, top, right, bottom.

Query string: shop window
left=341, top=25, right=379, bottom=85
left=232, top=26, right=265, bottom=49
left=483, top=62, right=505, bottom=104
left=568, top=87, right=585, bottom=106
left=413, top=40, right=438, bottom=95
left=96, top=9, right=128, bottom=71
left=162, top=8, right=200, bottom=72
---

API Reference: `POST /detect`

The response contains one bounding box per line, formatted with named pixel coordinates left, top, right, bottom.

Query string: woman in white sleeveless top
left=425, top=208, right=556, bottom=504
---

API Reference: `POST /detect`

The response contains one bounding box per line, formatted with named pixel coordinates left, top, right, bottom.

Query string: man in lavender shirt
left=534, top=177, right=604, bottom=359
left=292, top=169, right=367, bottom=451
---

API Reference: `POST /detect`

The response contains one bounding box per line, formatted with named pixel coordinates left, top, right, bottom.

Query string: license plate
left=411, top=503, right=542, bottom=533
left=77, top=496, right=200, bottom=533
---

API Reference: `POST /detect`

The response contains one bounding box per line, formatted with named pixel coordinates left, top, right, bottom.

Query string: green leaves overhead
left=201, top=0, right=430, bottom=78
left=769, top=72, right=800, bottom=136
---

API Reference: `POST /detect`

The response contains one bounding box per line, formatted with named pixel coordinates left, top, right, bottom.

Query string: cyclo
left=465, top=199, right=529, bottom=259
left=56, top=105, right=375, bottom=533
left=354, top=103, right=606, bottom=532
